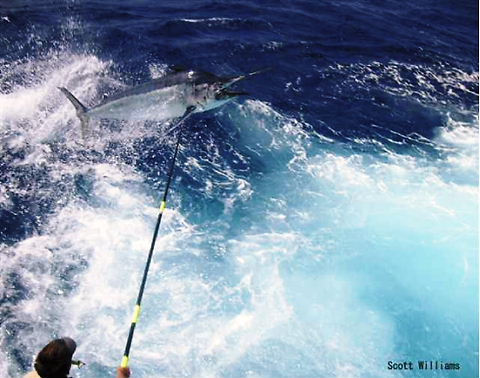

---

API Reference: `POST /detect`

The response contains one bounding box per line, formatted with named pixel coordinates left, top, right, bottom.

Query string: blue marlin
left=59, top=68, right=266, bottom=137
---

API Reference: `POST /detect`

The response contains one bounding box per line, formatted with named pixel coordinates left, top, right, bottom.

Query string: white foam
left=323, top=60, right=479, bottom=115
left=148, top=63, right=169, bottom=79
left=434, top=115, right=479, bottom=185
left=1, top=48, right=477, bottom=378
left=178, top=17, right=236, bottom=24
left=0, top=52, right=113, bottom=144
left=0, top=160, right=195, bottom=374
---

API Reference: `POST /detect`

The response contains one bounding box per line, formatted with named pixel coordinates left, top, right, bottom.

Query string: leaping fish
left=59, top=68, right=268, bottom=138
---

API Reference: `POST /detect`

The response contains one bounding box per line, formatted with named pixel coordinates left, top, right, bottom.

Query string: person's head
left=34, top=337, right=76, bottom=378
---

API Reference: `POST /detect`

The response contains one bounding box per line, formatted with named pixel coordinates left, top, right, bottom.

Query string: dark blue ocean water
left=0, top=1, right=478, bottom=377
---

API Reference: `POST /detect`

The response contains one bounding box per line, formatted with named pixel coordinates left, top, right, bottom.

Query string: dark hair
left=34, top=338, right=76, bottom=378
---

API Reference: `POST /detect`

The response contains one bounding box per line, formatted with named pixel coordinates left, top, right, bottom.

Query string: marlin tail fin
left=58, top=87, right=90, bottom=139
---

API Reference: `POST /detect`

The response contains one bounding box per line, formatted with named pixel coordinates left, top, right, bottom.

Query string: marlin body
left=59, top=68, right=265, bottom=137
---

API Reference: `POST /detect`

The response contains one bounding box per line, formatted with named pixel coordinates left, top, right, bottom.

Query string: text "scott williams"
left=387, top=361, right=461, bottom=370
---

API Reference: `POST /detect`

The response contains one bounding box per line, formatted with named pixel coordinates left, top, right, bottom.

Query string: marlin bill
left=59, top=68, right=268, bottom=137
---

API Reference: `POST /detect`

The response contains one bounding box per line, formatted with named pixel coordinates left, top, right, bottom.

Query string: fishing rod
left=120, top=107, right=195, bottom=369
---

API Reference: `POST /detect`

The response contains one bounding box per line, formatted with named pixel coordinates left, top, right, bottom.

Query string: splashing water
left=0, top=3, right=478, bottom=378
